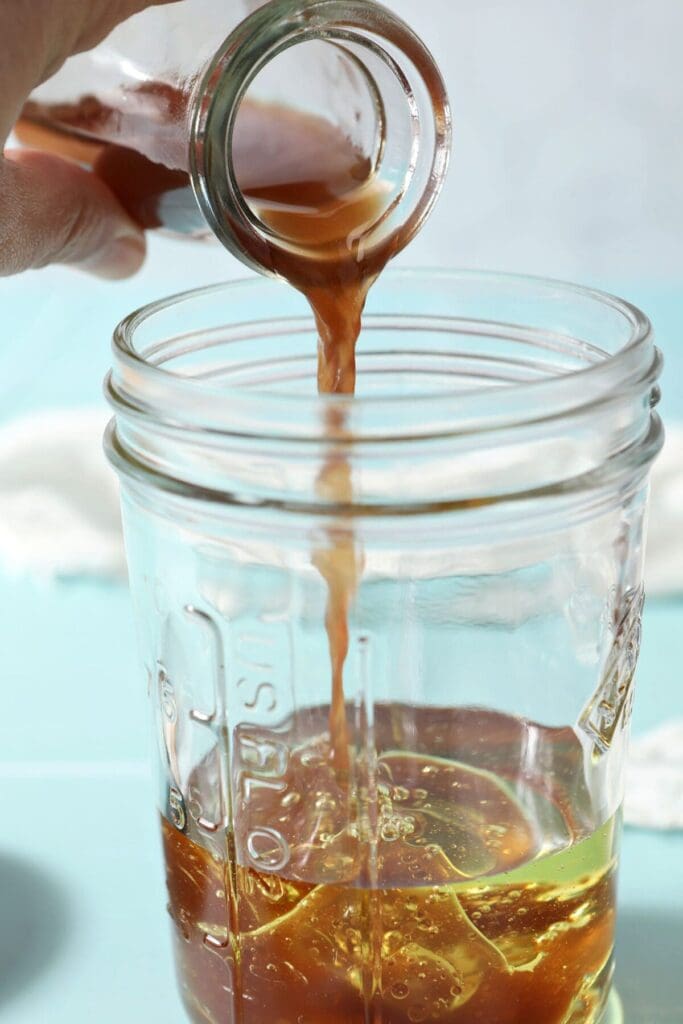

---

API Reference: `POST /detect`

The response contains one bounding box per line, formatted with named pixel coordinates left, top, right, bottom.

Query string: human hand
left=0, top=0, right=182, bottom=279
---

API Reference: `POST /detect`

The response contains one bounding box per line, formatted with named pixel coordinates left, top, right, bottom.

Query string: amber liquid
left=163, top=706, right=618, bottom=1024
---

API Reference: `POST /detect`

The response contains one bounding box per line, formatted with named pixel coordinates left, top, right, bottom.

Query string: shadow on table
left=0, top=853, right=71, bottom=1007
left=616, top=907, right=683, bottom=1023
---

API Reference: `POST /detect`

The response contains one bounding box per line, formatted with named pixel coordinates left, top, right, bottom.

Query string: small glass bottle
left=18, top=0, right=451, bottom=278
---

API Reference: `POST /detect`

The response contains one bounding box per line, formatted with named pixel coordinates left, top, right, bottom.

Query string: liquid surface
left=163, top=706, right=618, bottom=1024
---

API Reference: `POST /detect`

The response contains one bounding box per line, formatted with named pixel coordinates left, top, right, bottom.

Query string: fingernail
left=78, top=230, right=147, bottom=280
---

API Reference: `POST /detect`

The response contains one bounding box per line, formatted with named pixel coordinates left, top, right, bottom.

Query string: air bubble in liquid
left=408, top=1005, right=428, bottom=1022
left=301, top=751, right=325, bottom=768
left=383, top=930, right=403, bottom=956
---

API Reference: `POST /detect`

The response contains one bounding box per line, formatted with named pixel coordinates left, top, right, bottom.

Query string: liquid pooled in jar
left=163, top=705, right=618, bottom=1024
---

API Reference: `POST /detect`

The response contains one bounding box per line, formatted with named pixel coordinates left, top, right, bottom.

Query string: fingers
left=66, top=0, right=187, bottom=62
left=0, top=150, right=146, bottom=279
left=1, top=1, right=186, bottom=141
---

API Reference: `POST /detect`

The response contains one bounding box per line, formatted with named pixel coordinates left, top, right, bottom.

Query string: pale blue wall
left=390, top=0, right=683, bottom=286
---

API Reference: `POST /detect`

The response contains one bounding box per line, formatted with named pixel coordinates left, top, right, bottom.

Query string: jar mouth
left=108, top=268, right=658, bottom=442
left=106, top=269, right=662, bottom=515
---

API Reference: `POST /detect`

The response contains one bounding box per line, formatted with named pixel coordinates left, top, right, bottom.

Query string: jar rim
left=108, top=268, right=658, bottom=443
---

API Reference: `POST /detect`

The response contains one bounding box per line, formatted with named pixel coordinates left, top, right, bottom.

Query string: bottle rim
left=188, top=0, right=452, bottom=276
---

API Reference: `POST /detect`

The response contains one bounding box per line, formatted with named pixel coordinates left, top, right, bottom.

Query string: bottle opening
left=191, top=0, right=451, bottom=279
left=231, top=38, right=388, bottom=257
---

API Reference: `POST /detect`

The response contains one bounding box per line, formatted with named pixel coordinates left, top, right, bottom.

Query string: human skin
left=0, top=0, right=184, bottom=279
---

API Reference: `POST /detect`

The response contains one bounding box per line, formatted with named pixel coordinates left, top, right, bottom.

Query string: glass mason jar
left=18, top=0, right=450, bottom=274
left=105, top=269, right=662, bottom=1024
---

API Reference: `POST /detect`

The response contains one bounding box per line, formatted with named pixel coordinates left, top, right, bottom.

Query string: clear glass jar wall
left=106, top=270, right=662, bottom=1024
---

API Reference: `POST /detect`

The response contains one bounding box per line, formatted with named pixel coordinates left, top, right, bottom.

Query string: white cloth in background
left=644, top=425, right=683, bottom=598
left=0, top=408, right=680, bottom=830
left=625, top=722, right=683, bottom=831
left=0, top=409, right=125, bottom=581
left=1, top=409, right=681, bottom=591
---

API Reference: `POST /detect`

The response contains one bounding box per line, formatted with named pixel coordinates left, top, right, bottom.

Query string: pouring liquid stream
left=246, top=133, right=393, bottom=775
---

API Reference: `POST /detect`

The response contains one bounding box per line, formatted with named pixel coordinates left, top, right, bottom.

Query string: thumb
left=0, top=149, right=146, bottom=279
